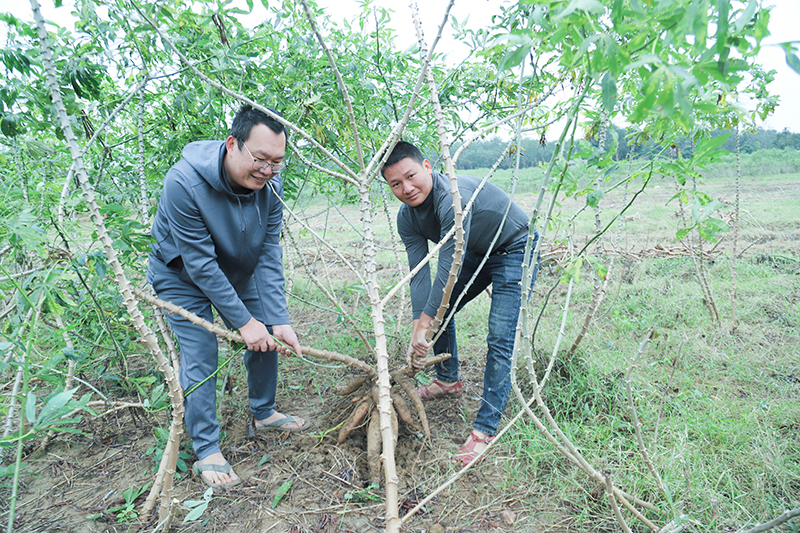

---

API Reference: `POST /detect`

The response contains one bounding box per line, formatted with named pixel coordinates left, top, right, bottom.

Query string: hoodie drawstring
left=235, top=193, right=264, bottom=231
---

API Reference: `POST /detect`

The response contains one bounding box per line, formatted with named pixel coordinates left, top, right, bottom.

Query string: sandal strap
left=194, top=460, right=233, bottom=474
left=432, top=379, right=460, bottom=391
left=469, top=431, right=495, bottom=444
left=454, top=432, right=496, bottom=466
left=418, top=379, right=463, bottom=400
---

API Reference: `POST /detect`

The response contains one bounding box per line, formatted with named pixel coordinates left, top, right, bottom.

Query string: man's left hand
left=272, top=324, right=302, bottom=357
left=410, top=325, right=431, bottom=358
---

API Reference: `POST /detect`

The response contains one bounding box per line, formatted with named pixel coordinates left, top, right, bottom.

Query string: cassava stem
left=132, top=287, right=377, bottom=378
left=28, top=0, right=183, bottom=521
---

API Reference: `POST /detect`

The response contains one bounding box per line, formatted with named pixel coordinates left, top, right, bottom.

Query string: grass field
left=288, top=149, right=800, bottom=531
left=7, top=150, right=797, bottom=532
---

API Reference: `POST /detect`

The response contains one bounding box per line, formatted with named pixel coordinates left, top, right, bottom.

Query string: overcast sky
left=315, top=0, right=799, bottom=133
left=2, top=0, right=797, bottom=132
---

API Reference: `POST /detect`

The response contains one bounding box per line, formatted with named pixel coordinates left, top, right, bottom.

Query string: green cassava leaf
left=1, top=114, right=24, bottom=137
left=554, top=0, right=604, bottom=22
left=561, top=257, right=583, bottom=284
left=586, top=189, right=604, bottom=208
left=595, top=262, right=608, bottom=280
left=183, top=503, right=208, bottom=522
left=183, top=488, right=213, bottom=523
left=697, top=224, right=718, bottom=242
left=498, top=45, right=531, bottom=71
left=272, top=479, right=293, bottom=508
left=35, top=388, right=77, bottom=427
left=691, top=133, right=731, bottom=167
left=675, top=227, right=693, bottom=241
left=716, top=0, right=730, bottom=58
left=733, top=0, right=758, bottom=33
left=779, top=42, right=800, bottom=75
left=25, top=392, right=36, bottom=424
left=702, top=218, right=729, bottom=233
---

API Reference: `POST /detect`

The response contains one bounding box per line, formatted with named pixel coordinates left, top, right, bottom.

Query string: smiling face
left=224, top=124, right=286, bottom=191
left=383, top=157, right=434, bottom=207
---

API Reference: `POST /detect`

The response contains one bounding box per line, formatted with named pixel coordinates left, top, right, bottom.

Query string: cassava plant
left=1, top=0, right=790, bottom=531
left=27, top=0, right=184, bottom=525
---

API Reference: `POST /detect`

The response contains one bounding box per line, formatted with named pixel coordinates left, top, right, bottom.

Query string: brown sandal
left=454, top=431, right=495, bottom=467
left=417, top=379, right=463, bottom=401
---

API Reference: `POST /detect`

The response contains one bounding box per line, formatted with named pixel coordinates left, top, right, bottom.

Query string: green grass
left=485, top=253, right=800, bottom=531
left=272, top=155, right=800, bottom=530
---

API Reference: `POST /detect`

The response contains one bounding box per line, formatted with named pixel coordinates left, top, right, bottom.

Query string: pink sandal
left=417, top=379, right=463, bottom=401
left=454, top=431, right=495, bottom=467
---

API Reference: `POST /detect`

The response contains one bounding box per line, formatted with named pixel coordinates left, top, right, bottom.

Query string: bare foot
left=195, top=452, right=239, bottom=486
left=254, top=412, right=306, bottom=431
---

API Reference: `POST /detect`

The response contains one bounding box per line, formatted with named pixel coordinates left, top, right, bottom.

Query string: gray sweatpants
left=148, top=258, right=279, bottom=460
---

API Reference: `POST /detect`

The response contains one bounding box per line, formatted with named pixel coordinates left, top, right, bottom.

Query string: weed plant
left=489, top=255, right=800, bottom=531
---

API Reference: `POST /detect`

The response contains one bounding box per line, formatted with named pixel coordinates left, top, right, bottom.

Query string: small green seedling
left=344, top=483, right=381, bottom=503
left=88, top=482, right=152, bottom=522
left=183, top=487, right=213, bottom=523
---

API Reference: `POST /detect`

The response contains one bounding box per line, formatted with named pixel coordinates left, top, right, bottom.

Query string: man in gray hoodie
left=147, top=105, right=303, bottom=487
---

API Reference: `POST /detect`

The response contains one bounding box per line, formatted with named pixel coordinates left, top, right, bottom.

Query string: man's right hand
left=239, top=317, right=275, bottom=352
left=407, top=314, right=433, bottom=369
left=407, top=343, right=427, bottom=370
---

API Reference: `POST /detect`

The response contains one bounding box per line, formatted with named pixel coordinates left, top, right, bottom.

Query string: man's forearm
left=412, top=312, right=433, bottom=335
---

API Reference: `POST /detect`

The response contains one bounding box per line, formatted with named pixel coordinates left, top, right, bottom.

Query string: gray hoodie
left=147, top=140, right=289, bottom=328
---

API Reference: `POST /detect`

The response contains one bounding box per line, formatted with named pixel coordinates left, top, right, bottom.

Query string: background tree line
left=455, top=126, right=800, bottom=169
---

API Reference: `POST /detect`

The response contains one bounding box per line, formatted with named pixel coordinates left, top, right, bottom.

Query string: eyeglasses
left=241, top=141, right=285, bottom=174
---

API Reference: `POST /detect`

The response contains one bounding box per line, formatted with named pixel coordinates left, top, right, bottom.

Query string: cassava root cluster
left=333, top=369, right=431, bottom=485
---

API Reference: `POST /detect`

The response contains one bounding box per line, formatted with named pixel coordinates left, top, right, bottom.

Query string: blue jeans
left=432, top=232, right=539, bottom=436
left=148, top=258, right=280, bottom=460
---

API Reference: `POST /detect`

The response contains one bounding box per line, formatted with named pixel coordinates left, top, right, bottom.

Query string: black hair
left=229, top=104, right=287, bottom=148
left=380, top=141, right=425, bottom=177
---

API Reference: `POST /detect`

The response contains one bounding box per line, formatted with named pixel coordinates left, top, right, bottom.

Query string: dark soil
left=9, top=355, right=564, bottom=533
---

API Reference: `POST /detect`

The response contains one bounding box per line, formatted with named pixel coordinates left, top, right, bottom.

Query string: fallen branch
left=131, top=286, right=378, bottom=379
left=740, top=508, right=800, bottom=533
left=605, top=472, right=633, bottom=533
